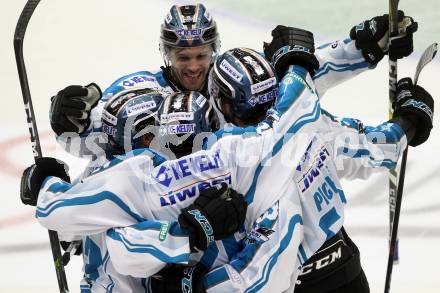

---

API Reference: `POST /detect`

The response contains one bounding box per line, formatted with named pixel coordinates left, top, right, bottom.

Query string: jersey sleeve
left=105, top=220, right=192, bottom=278
left=313, top=38, right=372, bottom=97
left=35, top=152, right=155, bottom=238
left=321, top=110, right=407, bottom=180
left=203, top=196, right=304, bottom=292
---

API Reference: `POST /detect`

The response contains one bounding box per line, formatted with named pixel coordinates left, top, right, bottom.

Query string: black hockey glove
left=20, top=157, right=70, bottom=206
left=60, top=241, right=83, bottom=265
left=50, top=83, right=101, bottom=136
left=178, top=183, right=247, bottom=252
left=391, top=78, right=434, bottom=147
left=264, top=25, right=319, bottom=78
left=349, top=10, right=418, bottom=65
left=150, top=264, right=208, bottom=293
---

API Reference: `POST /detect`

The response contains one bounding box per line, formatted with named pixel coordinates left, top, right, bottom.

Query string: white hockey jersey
left=37, top=64, right=405, bottom=292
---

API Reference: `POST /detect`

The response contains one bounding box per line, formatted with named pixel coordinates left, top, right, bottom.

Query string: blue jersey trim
left=245, top=214, right=303, bottom=292
left=36, top=191, right=146, bottom=223
left=203, top=206, right=278, bottom=289
left=245, top=99, right=321, bottom=204
left=314, top=60, right=370, bottom=80
left=106, top=229, right=190, bottom=264
left=129, top=220, right=188, bottom=237
left=203, top=266, right=229, bottom=289
left=336, top=147, right=397, bottom=169
left=199, top=241, right=219, bottom=270
left=46, top=181, right=72, bottom=193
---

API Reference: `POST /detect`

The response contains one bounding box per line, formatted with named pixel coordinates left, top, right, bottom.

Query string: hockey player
left=38, top=4, right=419, bottom=291
left=137, top=20, right=425, bottom=290
left=201, top=17, right=418, bottom=292
left=22, top=44, right=434, bottom=292
left=261, top=13, right=417, bottom=292
left=206, top=44, right=371, bottom=292
left=49, top=3, right=219, bottom=143
left=43, top=88, right=248, bottom=292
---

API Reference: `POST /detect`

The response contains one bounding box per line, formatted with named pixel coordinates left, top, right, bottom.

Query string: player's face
left=169, top=45, right=213, bottom=91
left=218, top=100, right=247, bottom=127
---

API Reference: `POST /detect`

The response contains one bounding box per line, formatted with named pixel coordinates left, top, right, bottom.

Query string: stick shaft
left=13, top=1, right=69, bottom=292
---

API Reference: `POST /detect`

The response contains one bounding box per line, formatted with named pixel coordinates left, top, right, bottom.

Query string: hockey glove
left=60, top=240, right=83, bottom=265
left=391, top=77, right=434, bottom=147
left=349, top=10, right=418, bottom=65
left=50, top=83, right=101, bottom=136
left=150, top=264, right=208, bottom=293
left=264, top=25, right=319, bottom=78
left=178, top=183, right=247, bottom=252
left=20, top=157, right=70, bottom=206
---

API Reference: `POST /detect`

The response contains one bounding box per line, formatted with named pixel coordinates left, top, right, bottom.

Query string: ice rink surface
left=0, top=0, right=439, bottom=292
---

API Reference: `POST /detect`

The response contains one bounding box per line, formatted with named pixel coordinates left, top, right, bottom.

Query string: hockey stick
left=13, top=1, right=69, bottom=292
left=384, top=42, right=438, bottom=293
left=387, top=0, right=400, bottom=265
left=414, top=43, right=438, bottom=84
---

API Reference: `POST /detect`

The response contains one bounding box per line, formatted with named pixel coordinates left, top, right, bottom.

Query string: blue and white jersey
left=313, top=38, right=372, bottom=98
left=37, top=66, right=405, bottom=292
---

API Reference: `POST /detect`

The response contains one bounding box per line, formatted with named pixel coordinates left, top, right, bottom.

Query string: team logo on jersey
left=297, top=147, right=330, bottom=193
left=245, top=227, right=275, bottom=244
left=159, top=173, right=232, bottom=207
left=159, top=222, right=170, bottom=241
left=119, top=75, right=157, bottom=88
left=154, top=150, right=224, bottom=188
left=296, top=139, right=331, bottom=193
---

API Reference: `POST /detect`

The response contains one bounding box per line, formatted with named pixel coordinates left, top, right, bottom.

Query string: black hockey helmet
left=208, top=47, right=278, bottom=126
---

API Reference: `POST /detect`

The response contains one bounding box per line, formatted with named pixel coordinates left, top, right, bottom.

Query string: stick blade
left=414, top=43, right=438, bottom=84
